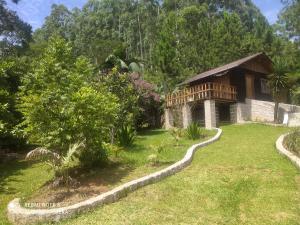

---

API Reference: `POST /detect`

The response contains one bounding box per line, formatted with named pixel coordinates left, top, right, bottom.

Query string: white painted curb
left=276, top=133, right=300, bottom=169
left=7, top=128, right=222, bottom=225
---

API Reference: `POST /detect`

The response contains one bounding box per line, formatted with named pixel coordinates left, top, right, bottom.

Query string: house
left=165, top=53, right=300, bottom=129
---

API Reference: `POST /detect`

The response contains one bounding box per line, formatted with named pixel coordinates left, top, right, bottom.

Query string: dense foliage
left=0, top=0, right=31, bottom=57
left=0, top=58, right=28, bottom=150
left=18, top=37, right=119, bottom=166
left=278, top=0, right=300, bottom=43
left=31, top=0, right=300, bottom=92
left=1, top=0, right=300, bottom=155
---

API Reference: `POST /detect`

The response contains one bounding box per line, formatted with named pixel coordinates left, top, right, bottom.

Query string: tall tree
left=0, top=0, right=32, bottom=57
left=34, top=4, right=74, bottom=42
left=279, top=0, right=300, bottom=42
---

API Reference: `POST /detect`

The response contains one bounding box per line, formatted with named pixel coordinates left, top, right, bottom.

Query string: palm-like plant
left=26, top=142, right=85, bottom=186
left=269, top=58, right=289, bottom=123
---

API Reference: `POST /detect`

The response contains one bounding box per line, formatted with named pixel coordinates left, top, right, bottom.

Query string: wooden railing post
left=165, top=82, right=237, bottom=107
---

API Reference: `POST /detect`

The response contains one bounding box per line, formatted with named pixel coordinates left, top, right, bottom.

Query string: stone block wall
left=288, top=113, right=300, bottom=127
left=230, top=102, right=251, bottom=123
left=182, top=104, right=192, bottom=128
left=165, top=108, right=173, bottom=129
left=230, top=98, right=300, bottom=125
left=246, top=99, right=275, bottom=122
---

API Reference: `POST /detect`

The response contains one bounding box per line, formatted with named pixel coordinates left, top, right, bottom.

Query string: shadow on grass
left=26, top=162, right=137, bottom=206
left=70, top=161, right=136, bottom=187
left=0, top=159, right=31, bottom=195
left=138, top=129, right=166, bottom=137
left=219, top=122, right=233, bottom=127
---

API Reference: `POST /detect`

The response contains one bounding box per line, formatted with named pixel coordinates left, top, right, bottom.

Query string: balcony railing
left=166, top=82, right=237, bottom=107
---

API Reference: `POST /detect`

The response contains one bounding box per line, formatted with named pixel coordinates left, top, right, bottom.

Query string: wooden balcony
left=166, top=82, right=237, bottom=107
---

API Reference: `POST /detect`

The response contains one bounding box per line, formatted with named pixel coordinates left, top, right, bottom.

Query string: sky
left=7, top=0, right=284, bottom=31
left=252, top=0, right=284, bottom=24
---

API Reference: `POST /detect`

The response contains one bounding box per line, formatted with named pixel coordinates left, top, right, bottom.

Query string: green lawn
left=1, top=124, right=300, bottom=225
left=0, top=161, right=53, bottom=225
left=0, top=129, right=211, bottom=225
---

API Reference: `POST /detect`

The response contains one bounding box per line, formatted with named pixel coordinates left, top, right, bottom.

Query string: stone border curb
left=7, top=128, right=222, bottom=225
left=276, top=133, right=300, bottom=169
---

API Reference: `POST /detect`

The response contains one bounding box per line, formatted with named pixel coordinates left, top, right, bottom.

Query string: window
left=260, top=78, right=270, bottom=94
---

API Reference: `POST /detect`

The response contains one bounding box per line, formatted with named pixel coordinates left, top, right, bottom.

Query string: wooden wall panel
left=241, top=58, right=272, bottom=75
left=213, top=74, right=230, bottom=85
left=245, top=74, right=255, bottom=99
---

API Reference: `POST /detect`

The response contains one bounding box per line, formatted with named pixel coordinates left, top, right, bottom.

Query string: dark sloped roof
left=181, top=52, right=271, bottom=85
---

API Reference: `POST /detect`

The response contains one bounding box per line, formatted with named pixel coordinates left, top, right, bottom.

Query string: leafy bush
left=18, top=36, right=119, bottom=167
left=285, top=128, right=300, bottom=156
left=103, top=68, right=139, bottom=132
left=0, top=58, right=28, bottom=151
left=186, top=122, right=204, bottom=140
left=103, top=143, right=123, bottom=158
left=103, top=68, right=161, bottom=131
left=117, top=125, right=136, bottom=147
left=147, top=144, right=165, bottom=166
left=147, top=154, right=159, bottom=166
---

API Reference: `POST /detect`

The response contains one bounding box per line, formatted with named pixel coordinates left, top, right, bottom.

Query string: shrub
left=0, top=58, right=28, bottom=151
left=169, top=128, right=184, bottom=146
left=18, top=36, right=119, bottom=167
left=147, top=144, right=165, bottom=166
left=103, top=68, right=139, bottom=131
left=186, top=122, right=204, bottom=140
left=285, top=128, right=300, bottom=156
left=103, top=143, right=123, bottom=158
left=147, top=154, right=159, bottom=166
left=117, top=125, right=136, bottom=147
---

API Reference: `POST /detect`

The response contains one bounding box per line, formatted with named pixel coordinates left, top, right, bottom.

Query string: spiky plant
left=117, top=125, right=136, bottom=147
left=269, top=57, right=289, bottom=123
left=26, top=142, right=85, bottom=187
left=186, top=122, right=203, bottom=140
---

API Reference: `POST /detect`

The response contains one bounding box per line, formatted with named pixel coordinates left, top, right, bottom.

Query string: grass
left=1, top=124, right=299, bottom=225
left=0, top=161, right=53, bottom=225
left=119, top=129, right=214, bottom=166
left=54, top=124, right=299, bottom=225
left=0, top=128, right=212, bottom=224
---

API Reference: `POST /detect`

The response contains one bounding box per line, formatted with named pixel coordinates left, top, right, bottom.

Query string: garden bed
left=283, top=129, right=300, bottom=157
left=22, top=129, right=214, bottom=209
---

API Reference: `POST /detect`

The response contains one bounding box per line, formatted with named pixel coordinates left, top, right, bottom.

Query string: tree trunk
left=110, top=127, right=115, bottom=144
left=274, top=101, right=279, bottom=123
left=137, top=10, right=143, bottom=60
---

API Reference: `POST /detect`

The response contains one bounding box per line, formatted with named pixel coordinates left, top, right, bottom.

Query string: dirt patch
left=24, top=161, right=171, bottom=208
left=25, top=163, right=135, bottom=208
